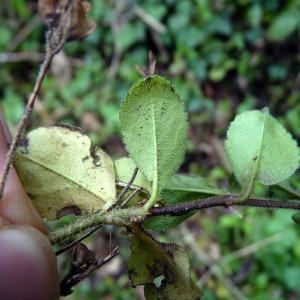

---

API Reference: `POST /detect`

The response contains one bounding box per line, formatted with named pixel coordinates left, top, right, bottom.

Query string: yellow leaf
left=13, top=124, right=115, bottom=220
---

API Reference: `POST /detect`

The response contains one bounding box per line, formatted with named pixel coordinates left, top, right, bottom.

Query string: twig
left=60, top=246, right=120, bottom=296
left=55, top=225, right=103, bottom=256
left=135, top=51, right=156, bottom=77
left=120, top=187, right=142, bottom=208
left=108, top=20, right=122, bottom=78
left=223, top=233, right=282, bottom=262
left=116, top=180, right=147, bottom=193
left=0, top=51, right=54, bottom=200
left=111, top=167, right=139, bottom=208
left=0, top=52, right=86, bottom=67
left=0, top=52, right=45, bottom=64
left=150, top=195, right=300, bottom=217
left=50, top=194, right=300, bottom=246
left=132, top=5, right=166, bottom=34
left=179, top=224, right=247, bottom=300
left=7, top=14, right=41, bottom=52
left=50, top=209, right=132, bottom=245
left=199, top=233, right=282, bottom=288
left=0, top=4, right=72, bottom=201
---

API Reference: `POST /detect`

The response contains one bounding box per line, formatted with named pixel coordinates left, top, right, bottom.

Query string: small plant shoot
left=119, top=75, right=188, bottom=211
left=1, top=1, right=300, bottom=299
left=12, top=77, right=300, bottom=298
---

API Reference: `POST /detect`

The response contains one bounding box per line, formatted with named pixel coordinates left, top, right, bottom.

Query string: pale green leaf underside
left=164, top=174, right=227, bottom=195
left=119, top=76, right=188, bottom=192
left=13, top=125, right=116, bottom=220
left=225, top=108, right=300, bottom=186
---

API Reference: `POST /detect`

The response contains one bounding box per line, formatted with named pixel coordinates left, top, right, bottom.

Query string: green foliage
left=2, top=0, right=300, bottom=142
left=12, top=71, right=299, bottom=298
left=119, top=76, right=188, bottom=210
left=203, top=208, right=300, bottom=299
left=0, top=88, right=24, bottom=131
left=267, top=8, right=300, bottom=41
left=225, top=109, right=300, bottom=194
left=2, top=0, right=300, bottom=299
left=143, top=174, right=227, bottom=231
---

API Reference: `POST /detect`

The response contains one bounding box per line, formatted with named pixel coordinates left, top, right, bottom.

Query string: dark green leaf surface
left=119, top=75, right=188, bottom=196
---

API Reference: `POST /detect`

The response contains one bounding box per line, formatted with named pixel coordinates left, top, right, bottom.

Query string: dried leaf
left=128, top=226, right=202, bottom=300
left=38, top=0, right=96, bottom=41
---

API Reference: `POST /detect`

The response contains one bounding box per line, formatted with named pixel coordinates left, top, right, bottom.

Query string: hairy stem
left=50, top=194, right=300, bottom=246
left=50, top=208, right=136, bottom=245
left=150, top=195, right=300, bottom=216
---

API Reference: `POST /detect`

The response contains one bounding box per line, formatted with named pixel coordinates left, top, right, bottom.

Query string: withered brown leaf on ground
left=38, top=0, right=96, bottom=41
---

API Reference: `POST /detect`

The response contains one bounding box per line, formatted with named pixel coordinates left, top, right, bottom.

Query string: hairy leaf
left=119, top=76, right=188, bottom=196
left=225, top=109, right=299, bottom=189
left=143, top=174, right=227, bottom=231
left=128, top=226, right=202, bottom=300
left=13, top=124, right=115, bottom=220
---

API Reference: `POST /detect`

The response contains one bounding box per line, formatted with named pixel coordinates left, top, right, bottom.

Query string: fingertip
left=0, top=116, right=47, bottom=234
left=0, top=168, right=48, bottom=234
left=0, top=225, right=60, bottom=300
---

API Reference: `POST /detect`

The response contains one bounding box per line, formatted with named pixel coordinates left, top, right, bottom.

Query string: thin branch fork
left=60, top=246, right=120, bottom=296
left=0, top=4, right=72, bottom=201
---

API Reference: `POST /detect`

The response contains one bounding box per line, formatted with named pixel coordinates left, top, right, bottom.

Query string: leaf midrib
left=18, top=153, right=104, bottom=198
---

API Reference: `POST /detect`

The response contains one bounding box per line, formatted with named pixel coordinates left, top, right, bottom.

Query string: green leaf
left=114, top=157, right=152, bottom=192
left=164, top=174, right=227, bottom=195
left=268, top=10, right=300, bottom=41
left=270, top=180, right=300, bottom=201
left=225, top=109, right=300, bottom=190
left=114, top=157, right=151, bottom=206
left=13, top=124, right=116, bottom=220
left=143, top=174, right=227, bottom=231
left=127, top=226, right=202, bottom=300
left=119, top=76, right=188, bottom=210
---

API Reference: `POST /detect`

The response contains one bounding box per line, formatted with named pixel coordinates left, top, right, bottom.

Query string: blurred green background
left=1, top=0, right=300, bottom=299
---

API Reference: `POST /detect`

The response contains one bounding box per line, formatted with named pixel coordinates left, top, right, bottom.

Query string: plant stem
left=0, top=50, right=54, bottom=200
left=50, top=193, right=300, bottom=245
left=50, top=207, right=137, bottom=245
left=0, top=12, right=70, bottom=201
left=150, top=196, right=300, bottom=216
